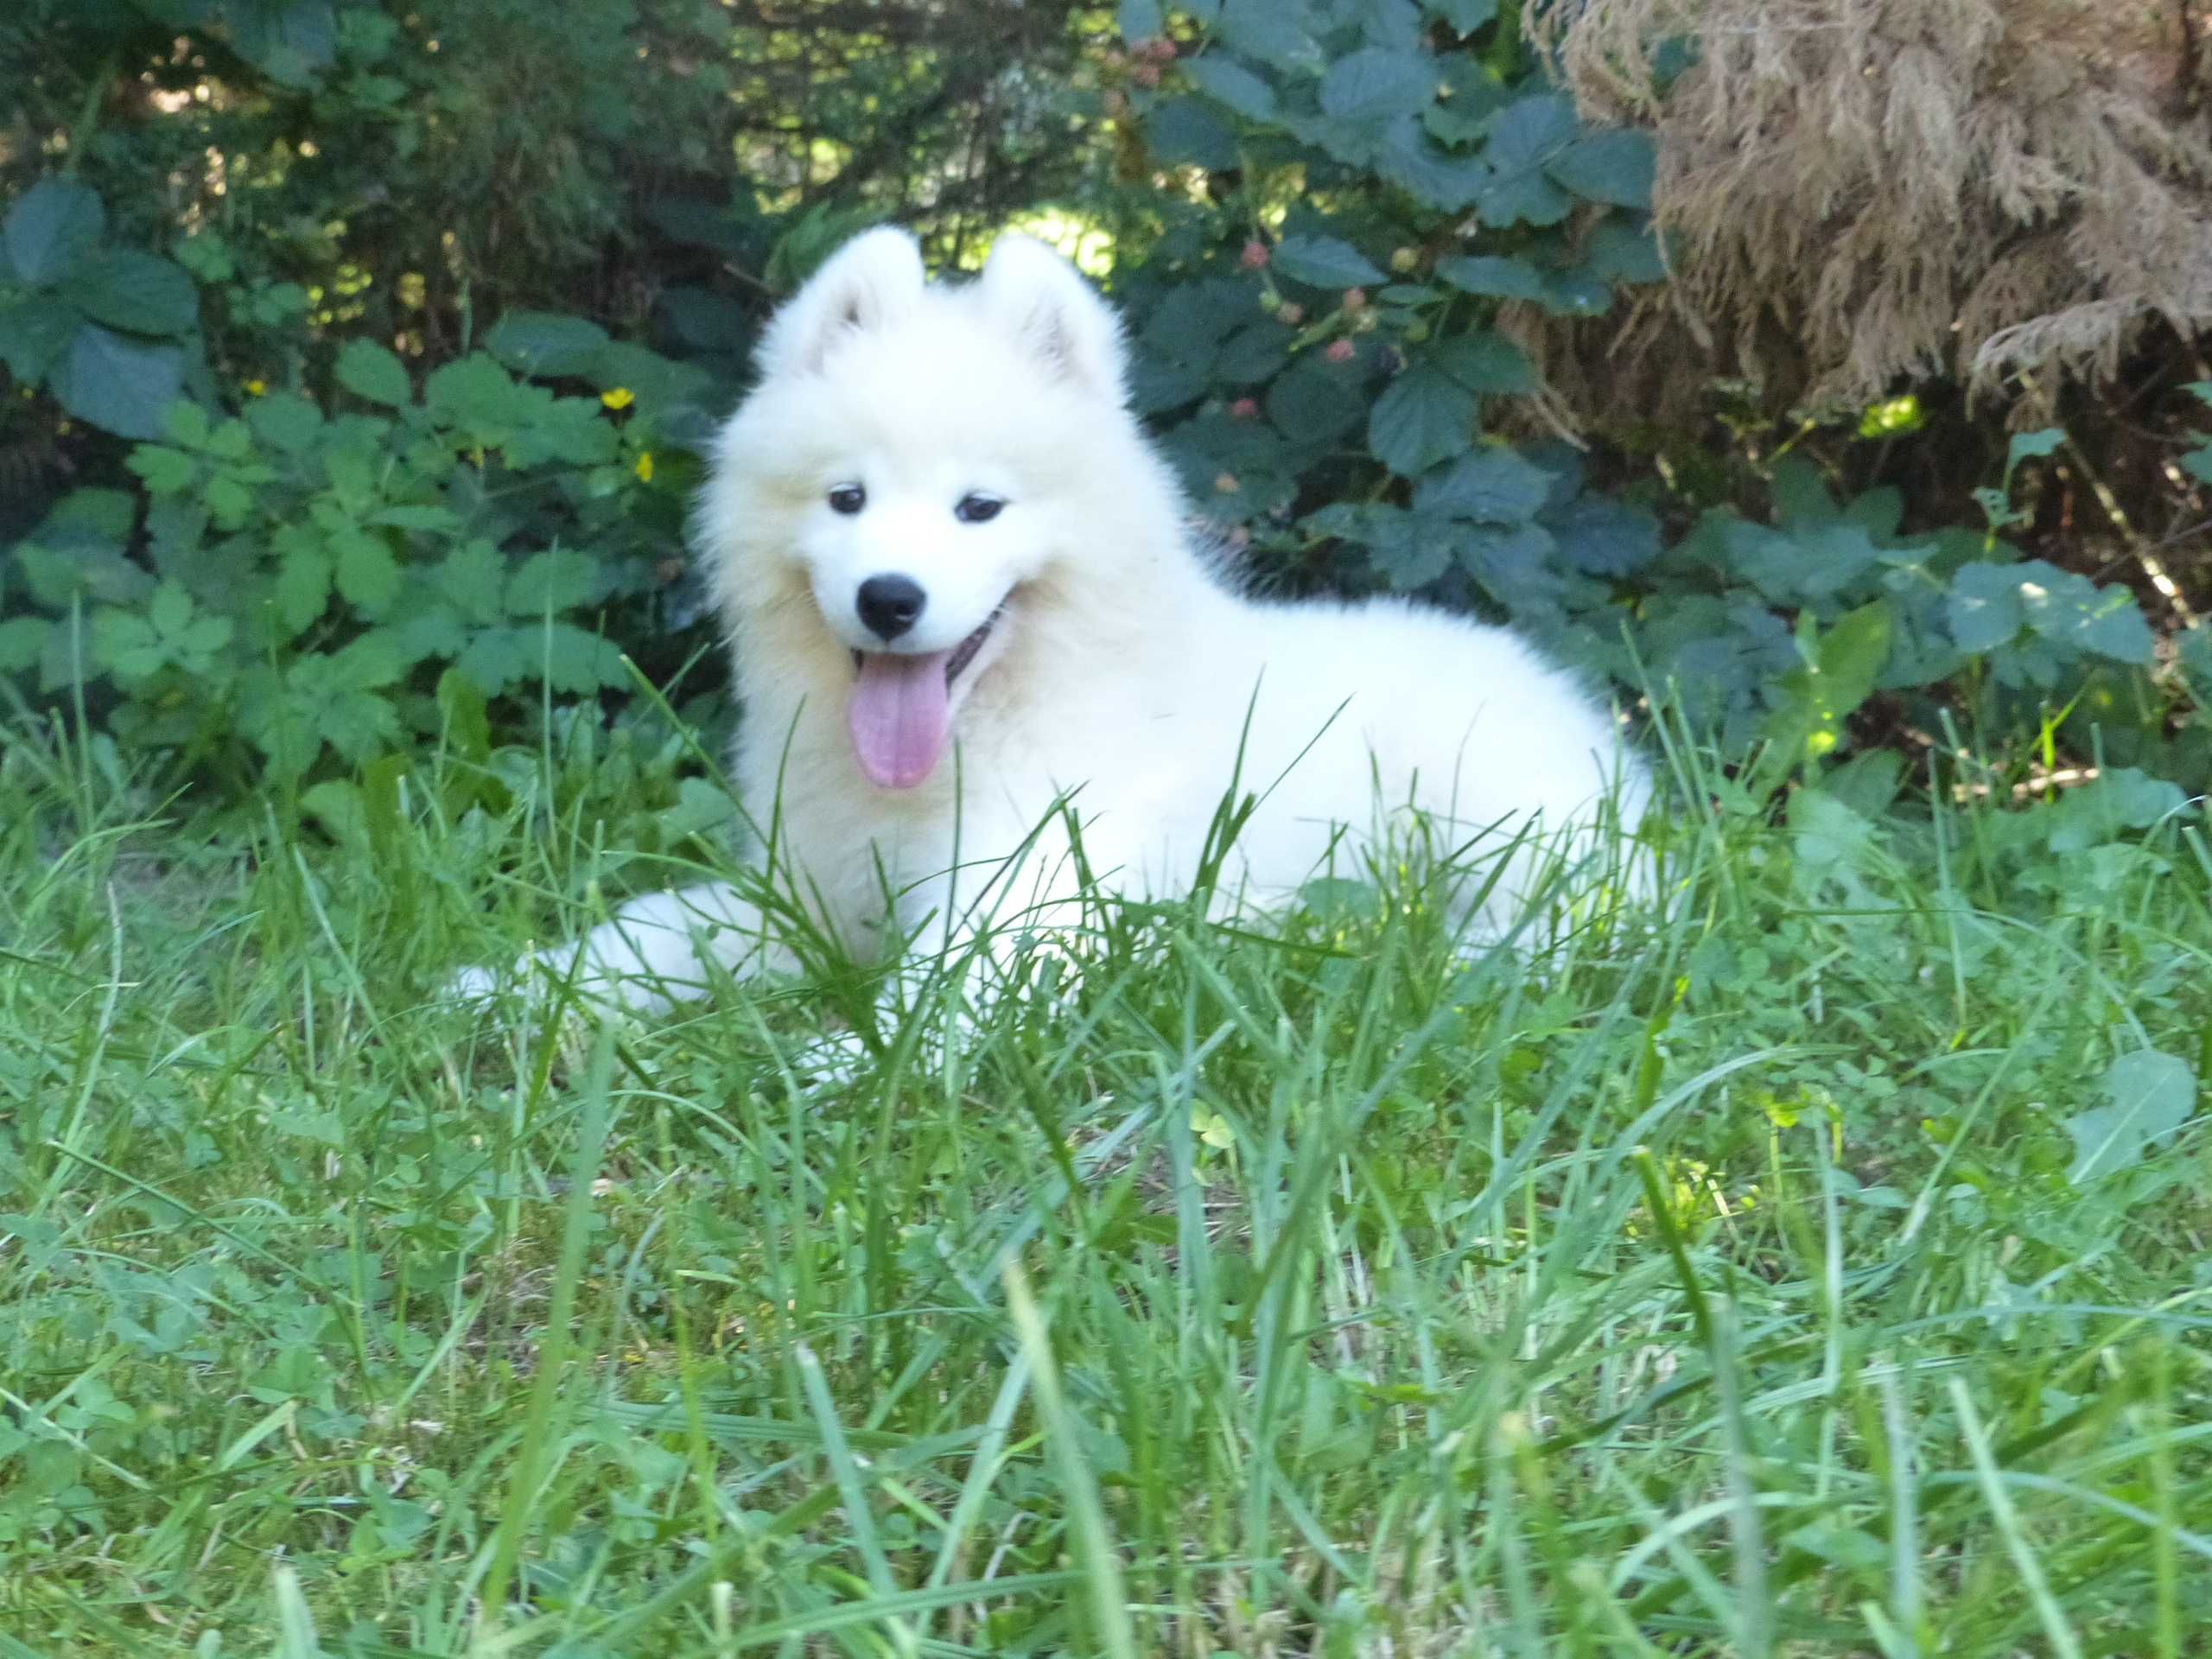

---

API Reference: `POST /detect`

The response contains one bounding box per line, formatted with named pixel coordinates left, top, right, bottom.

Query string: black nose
left=856, top=574, right=926, bottom=642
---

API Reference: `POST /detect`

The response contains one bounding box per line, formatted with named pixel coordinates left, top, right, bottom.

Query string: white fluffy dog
left=463, top=227, right=1649, bottom=1014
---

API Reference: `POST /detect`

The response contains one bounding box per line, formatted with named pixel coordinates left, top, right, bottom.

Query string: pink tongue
left=848, top=651, right=955, bottom=789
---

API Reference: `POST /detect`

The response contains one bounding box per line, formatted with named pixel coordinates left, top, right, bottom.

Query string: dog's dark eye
left=954, top=493, right=1005, bottom=525
left=827, top=483, right=867, bottom=515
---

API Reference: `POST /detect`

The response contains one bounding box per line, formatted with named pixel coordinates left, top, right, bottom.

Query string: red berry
left=1240, top=239, right=1270, bottom=270
left=1325, top=339, right=1356, bottom=364
left=1229, top=397, right=1260, bottom=420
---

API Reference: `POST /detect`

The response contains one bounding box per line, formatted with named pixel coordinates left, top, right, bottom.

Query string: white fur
left=461, top=227, right=1651, bottom=1015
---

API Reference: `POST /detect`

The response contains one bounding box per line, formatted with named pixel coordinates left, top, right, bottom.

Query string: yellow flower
left=601, top=387, right=635, bottom=410
left=244, top=379, right=267, bottom=397
left=633, top=451, right=654, bottom=482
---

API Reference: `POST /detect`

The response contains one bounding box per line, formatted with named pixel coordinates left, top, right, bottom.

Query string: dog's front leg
left=453, top=880, right=788, bottom=1017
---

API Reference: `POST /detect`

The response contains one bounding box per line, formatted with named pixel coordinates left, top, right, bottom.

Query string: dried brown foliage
left=1531, top=0, right=2212, bottom=410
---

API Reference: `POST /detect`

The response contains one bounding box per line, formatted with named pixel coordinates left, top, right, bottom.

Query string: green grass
left=2, top=711, right=2209, bottom=1657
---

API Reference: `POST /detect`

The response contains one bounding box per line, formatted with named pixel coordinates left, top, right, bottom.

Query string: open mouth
left=848, top=604, right=1002, bottom=687
left=843, top=603, right=1007, bottom=791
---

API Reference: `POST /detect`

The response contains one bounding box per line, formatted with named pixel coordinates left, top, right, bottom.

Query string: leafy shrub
left=1, top=340, right=710, bottom=791
left=1096, top=0, right=2203, bottom=791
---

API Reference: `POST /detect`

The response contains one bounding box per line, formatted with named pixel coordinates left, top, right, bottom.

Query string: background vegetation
left=3, top=1, right=2210, bottom=1654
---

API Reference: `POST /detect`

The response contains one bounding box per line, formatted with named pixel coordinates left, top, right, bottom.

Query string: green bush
left=1096, top=0, right=2205, bottom=792
left=0, top=335, right=709, bottom=791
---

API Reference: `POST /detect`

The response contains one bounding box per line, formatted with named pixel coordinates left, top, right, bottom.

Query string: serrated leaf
left=274, top=543, right=333, bottom=635
left=1216, top=0, right=1323, bottom=73
left=1546, top=129, right=1656, bottom=209
left=247, top=391, right=324, bottom=454
left=333, top=528, right=400, bottom=613
left=1415, top=447, right=1553, bottom=524
left=3, top=178, right=105, bottom=288
left=75, top=251, right=200, bottom=336
left=48, top=325, right=185, bottom=441
left=1432, top=331, right=1535, bottom=394
left=1185, top=56, right=1278, bottom=120
left=2066, top=1050, right=2196, bottom=1185
left=505, top=548, right=597, bottom=614
left=1585, top=218, right=1667, bottom=283
left=1549, top=496, right=1662, bottom=575
left=484, top=308, right=612, bottom=378
left=1476, top=93, right=1580, bottom=226
left=1369, top=365, right=1476, bottom=478
left=1272, top=234, right=1386, bottom=289
left=1374, top=116, right=1491, bottom=210
left=1265, top=357, right=1365, bottom=443
left=334, top=339, right=410, bottom=407
left=2047, top=767, right=2190, bottom=854
left=1319, top=47, right=1436, bottom=125
left=437, top=540, right=507, bottom=624
left=1148, top=98, right=1240, bottom=170
left=126, top=445, right=198, bottom=495
left=1437, top=255, right=1546, bottom=302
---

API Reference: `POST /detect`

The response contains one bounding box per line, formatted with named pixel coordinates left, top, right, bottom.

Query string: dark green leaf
left=1148, top=98, right=1240, bottom=170
left=1266, top=358, right=1365, bottom=443
left=1546, top=130, right=1656, bottom=209
left=1415, top=447, right=1553, bottom=524
left=247, top=391, right=325, bottom=454
left=1437, top=255, right=1546, bottom=302
left=332, top=527, right=400, bottom=613
left=1374, top=118, right=1491, bottom=211
left=225, top=0, right=339, bottom=86
left=335, top=339, right=410, bottom=407
left=1369, top=365, right=1476, bottom=477
left=1319, top=48, right=1435, bottom=126
left=0, top=617, right=48, bottom=672
left=75, top=251, right=200, bottom=336
left=1476, top=93, right=1579, bottom=226
left=485, top=309, right=611, bottom=378
left=0, top=296, right=82, bottom=383
left=49, top=325, right=185, bottom=441
left=505, top=549, right=598, bottom=614
left=1272, top=234, right=1386, bottom=289
left=1432, top=331, right=1535, bottom=394
left=1585, top=219, right=1668, bottom=284
left=3, top=178, right=105, bottom=288
left=1216, top=0, right=1323, bottom=73
left=274, top=543, right=333, bottom=635
left=1947, top=561, right=2024, bottom=652
left=1549, top=497, right=1662, bottom=575
left=1185, top=57, right=1278, bottom=121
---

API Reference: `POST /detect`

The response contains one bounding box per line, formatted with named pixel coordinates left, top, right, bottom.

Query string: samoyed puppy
left=461, top=227, right=1649, bottom=1014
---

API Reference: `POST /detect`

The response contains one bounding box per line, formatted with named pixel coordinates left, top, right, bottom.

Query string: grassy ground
left=2, top=711, right=2209, bottom=1658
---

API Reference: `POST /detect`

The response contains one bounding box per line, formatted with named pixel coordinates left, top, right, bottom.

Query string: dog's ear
left=758, top=226, right=926, bottom=379
left=976, top=233, right=1127, bottom=401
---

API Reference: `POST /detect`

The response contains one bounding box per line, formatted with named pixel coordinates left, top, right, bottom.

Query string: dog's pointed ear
left=759, top=226, right=926, bottom=379
left=977, top=233, right=1127, bottom=401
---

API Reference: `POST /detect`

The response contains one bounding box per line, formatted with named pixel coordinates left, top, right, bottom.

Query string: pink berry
left=1277, top=302, right=1305, bottom=326
left=1240, top=240, right=1270, bottom=270
left=1341, top=288, right=1367, bottom=314
left=1229, top=397, right=1260, bottom=420
left=1325, top=339, right=1356, bottom=363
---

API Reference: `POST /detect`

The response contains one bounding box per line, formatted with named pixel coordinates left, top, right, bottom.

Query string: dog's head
left=706, top=227, right=1155, bottom=791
